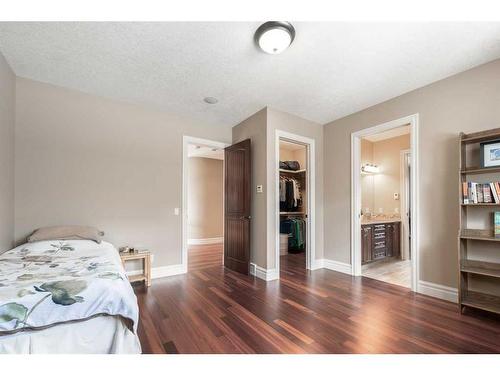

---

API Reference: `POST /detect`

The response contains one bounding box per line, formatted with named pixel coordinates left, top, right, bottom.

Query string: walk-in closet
left=279, top=140, right=307, bottom=268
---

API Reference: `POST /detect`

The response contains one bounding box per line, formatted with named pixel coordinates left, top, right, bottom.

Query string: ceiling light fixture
left=254, top=21, right=295, bottom=55
left=204, top=97, right=218, bottom=104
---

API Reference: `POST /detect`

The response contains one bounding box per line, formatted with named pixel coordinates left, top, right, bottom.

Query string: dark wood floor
left=134, top=245, right=500, bottom=353
left=187, top=243, right=224, bottom=272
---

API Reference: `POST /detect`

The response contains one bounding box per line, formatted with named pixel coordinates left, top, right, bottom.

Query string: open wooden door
left=224, top=139, right=251, bottom=274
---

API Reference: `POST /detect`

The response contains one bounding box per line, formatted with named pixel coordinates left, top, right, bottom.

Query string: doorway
left=351, top=115, right=419, bottom=292
left=275, top=130, right=316, bottom=276
left=182, top=136, right=229, bottom=272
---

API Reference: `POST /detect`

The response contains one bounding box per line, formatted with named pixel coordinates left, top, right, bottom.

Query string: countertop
left=361, top=218, right=401, bottom=225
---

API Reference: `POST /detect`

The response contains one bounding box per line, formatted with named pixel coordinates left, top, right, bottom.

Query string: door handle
left=241, top=216, right=251, bottom=219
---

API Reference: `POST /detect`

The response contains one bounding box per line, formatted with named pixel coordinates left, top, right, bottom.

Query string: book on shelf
left=484, top=184, right=492, bottom=203
left=476, top=183, right=483, bottom=203
left=489, top=182, right=499, bottom=203
left=495, top=212, right=500, bottom=238
left=463, top=181, right=500, bottom=204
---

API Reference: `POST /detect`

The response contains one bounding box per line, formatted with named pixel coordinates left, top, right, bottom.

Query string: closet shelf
left=280, top=211, right=306, bottom=215
left=279, top=169, right=306, bottom=174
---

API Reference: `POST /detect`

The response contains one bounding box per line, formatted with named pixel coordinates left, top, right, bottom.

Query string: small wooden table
left=120, top=250, right=151, bottom=287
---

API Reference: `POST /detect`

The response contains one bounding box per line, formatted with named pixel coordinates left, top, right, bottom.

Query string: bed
left=0, top=239, right=141, bottom=354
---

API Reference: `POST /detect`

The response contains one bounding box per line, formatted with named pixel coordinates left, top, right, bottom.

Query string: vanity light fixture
left=254, top=21, right=295, bottom=54
left=361, top=164, right=380, bottom=174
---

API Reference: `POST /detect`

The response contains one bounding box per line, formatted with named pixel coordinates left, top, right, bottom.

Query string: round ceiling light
left=254, top=21, right=295, bottom=55
left=204, top=97, right=218, bottom=104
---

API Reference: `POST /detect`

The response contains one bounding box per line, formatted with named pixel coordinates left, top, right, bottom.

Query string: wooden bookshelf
left=460, top=229, right=500, bottom=242
left=461, top=203, right=500, bottom=207
left=459, top=128, right=500, bottom=315
left=460, top=259, right=500, bottom=278
left=461, top=291, right=500, bottom=315
left=461, top=166, right=500, bottom=175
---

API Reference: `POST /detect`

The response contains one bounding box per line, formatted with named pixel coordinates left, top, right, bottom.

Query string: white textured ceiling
left=1, top=22, right=500, bottom=127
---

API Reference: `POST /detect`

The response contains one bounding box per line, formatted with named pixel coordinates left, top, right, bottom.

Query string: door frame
left=400, top=149, right=411, bottom=261
left=182, top=136, right=230, bottom=272
left=275, top=130, right=316, bottom=274
left=350, top=114, right=419, bottom=292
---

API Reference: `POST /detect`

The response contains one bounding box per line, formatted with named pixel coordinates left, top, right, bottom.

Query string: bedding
left=0, top=315, right=140, bottom=354
left=0, top=240, right=141, bottom=353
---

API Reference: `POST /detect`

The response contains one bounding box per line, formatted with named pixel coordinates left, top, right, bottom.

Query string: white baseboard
left=417, top=280, right=458, bottom=303
left=311, top=258, right=325, bottom=270
left=321, top=259, right=353, bottom=275
left=126, top=263, right=186, bottom=280
left=187, top=237, right=223, bottom=245
left=250, top=263, right=279, bottom=281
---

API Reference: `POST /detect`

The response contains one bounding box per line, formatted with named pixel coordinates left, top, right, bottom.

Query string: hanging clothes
left=279, top=176, right=302, bottom=212
left=280, top=217, right=306, bottom=253
left=280, top=178, right=286, bottom=202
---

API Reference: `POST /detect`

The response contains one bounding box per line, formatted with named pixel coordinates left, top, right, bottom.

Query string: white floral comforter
left=0, top=240, right=139, bottom=335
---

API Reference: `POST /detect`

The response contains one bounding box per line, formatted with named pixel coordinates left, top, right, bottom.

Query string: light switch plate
left=174, top=208, right=180, bottom=215
left=394, top=193, right=399, bottom=200
left=256, top=185, right=263, bottom=193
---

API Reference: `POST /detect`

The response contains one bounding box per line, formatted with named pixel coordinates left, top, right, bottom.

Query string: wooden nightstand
left=120, top=250, right=152, bottom=287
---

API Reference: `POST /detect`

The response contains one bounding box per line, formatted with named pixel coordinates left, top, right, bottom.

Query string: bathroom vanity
left=361, top=220, right=401, bottom=264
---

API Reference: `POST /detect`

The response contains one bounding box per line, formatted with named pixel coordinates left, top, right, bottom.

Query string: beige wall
left=361, top=139, right=374, bottom=214
left=373, top=134, right=410, bottom=214
left=187, top=157, right=223, bottom=240
left=232, top=107, right=324, bottom=270
left=232, top=108, right=268, bottom=267
left=0, top=52, right=15, bottom=253
left=362, top=134, right=410, bottom=215
left=324, top=59, right=500, bottom=289
left=15, top=77, right=232, bottom=268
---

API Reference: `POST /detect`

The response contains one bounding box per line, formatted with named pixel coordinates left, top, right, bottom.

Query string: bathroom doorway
left=351, top=115, right=419, bottom=291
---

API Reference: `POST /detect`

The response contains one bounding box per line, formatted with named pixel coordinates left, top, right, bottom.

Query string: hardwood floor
left=188, top=243, right=223, bottom=271
left=134, top=246, right=500, bottom=354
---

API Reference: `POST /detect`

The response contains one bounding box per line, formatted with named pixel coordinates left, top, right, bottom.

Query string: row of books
left=462, top=182, right=500, bottom=204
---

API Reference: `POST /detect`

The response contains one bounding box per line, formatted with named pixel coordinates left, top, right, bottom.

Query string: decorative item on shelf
left=119, top=246, right=136, bottom=254
left=480, top=139, right=500, bottom=168
left=495, top=212, right=500, bottom=238
left=361, top=163, right=379, bottom=174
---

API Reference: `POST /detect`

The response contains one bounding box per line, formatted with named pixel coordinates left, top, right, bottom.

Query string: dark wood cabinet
left=361, top=221, right=400, bottom=264
left=392, top=222, right=400, bottom=258
left=385, top=223, right=394, bottom=257
left=361, top=225, right=373, bottom=263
